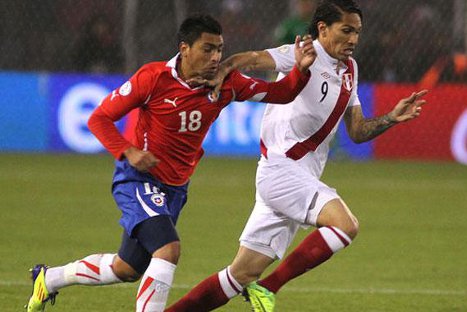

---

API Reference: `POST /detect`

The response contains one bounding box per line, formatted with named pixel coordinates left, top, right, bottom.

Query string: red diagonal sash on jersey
left=284, top=60, right=354, bottom=160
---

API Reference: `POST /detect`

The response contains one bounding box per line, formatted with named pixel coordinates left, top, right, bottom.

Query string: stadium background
left=1, top=1, right=466, bottom=311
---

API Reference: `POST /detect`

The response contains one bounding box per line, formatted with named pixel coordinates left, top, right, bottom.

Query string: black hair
left=177, top=14, right=222, bottom=46
left=308, top=0, right=363, bottom=39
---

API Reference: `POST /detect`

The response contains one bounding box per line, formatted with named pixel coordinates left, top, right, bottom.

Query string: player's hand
left=388, top=90, right=428, bottom=123
left=187, top=74, right=224, bottom=102
left=294, top=35, right=317, bottom=74
left=124, top=146, right=160, bottom=172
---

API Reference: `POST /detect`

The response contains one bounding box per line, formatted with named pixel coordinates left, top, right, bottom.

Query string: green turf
left=1, top=154, right=466, bottom=311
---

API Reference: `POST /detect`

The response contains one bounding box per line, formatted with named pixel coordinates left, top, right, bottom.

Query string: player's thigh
left=116, top=231, right=151, bottom=280
left=117, top=216, right=180, bottom=276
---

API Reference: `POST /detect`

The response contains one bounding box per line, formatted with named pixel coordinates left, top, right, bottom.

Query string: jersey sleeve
left=231, top=66, right=310, bottom=104
left=266, top=44, right=295, bottom=74
left=348, top=58, right=361, bottom=107
left=87, top=64, right=156, bottom=159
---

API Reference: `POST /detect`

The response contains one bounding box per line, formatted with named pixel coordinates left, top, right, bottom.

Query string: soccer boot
left=25, top=264, right=58, bottom=312
left=243, top=282, right=275, bottom=312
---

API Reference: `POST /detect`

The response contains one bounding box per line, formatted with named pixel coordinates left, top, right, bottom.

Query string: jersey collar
left=314, top=40, right=349, bottom=75
left=166, top=53, right=204, bottom=90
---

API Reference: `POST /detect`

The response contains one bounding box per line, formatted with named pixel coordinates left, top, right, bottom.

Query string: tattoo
left=358, top=114, right=397, bottom=142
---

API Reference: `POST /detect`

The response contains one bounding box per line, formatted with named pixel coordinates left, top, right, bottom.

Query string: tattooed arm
left=344, top=90, right=428, bottom=143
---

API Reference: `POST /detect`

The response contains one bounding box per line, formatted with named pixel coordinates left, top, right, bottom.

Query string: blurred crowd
left=0, top=0, right=465, bottom=83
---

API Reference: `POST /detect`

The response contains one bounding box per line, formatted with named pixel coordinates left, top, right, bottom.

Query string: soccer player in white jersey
left=166, top=1, right=428, bottom=311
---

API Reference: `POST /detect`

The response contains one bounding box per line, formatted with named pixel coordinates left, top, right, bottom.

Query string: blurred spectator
left=72, top=14, right=123, bottom=73
left=357, top=1, right=454, bottom=83
left=357, top=26, right=403, bottom=82
left=274, top=0, right=317, bottom=45
left=396, top=3, right=451, bottom=82
left=419, top=53, right=467, bottom=88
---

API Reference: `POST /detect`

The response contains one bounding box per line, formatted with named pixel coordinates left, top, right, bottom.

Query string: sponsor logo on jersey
left=164, top=97, right=178, bottom=107
left=119, top=81, right=132, bottom=96
left=321, top=72, right=331, bottom=79
left=151, top=194, right=165, bottom=207
left=343, top=73, right=353, bottom=92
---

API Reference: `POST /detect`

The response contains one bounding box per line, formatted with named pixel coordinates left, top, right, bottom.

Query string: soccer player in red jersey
left=25, top=14, right=316, bottom=312
left=165, top=2, right=428, bottom=311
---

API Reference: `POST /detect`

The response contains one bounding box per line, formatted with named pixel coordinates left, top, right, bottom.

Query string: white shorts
left=239, top=155, right=339, bottom=259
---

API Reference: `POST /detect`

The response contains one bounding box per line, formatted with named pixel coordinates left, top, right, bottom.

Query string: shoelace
left=47, top=292, right=58, bottom=306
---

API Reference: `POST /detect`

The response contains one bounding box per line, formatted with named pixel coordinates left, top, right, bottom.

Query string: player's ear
left=317, top=21, right=327, bottom=38
left=179, top=41, right=190, bottom=57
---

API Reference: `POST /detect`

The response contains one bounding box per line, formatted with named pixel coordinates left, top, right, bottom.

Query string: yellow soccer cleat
left=243, top=282, right=276, bottom=312
left=25, top=265, right=58, bottom=312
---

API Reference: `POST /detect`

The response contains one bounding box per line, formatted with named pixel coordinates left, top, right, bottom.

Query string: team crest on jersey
left=151, top=194, right=165, bottom=207
left=119, top=81, right=132, bottom=96
left=343, top=73, right=353, bottom=92
left=207, top=91, right=220, bottom=102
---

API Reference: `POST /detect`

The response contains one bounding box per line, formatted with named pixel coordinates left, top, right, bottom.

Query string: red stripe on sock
left=76, top=273, right=100, bottom=281
left=226, top=269, right=242, bottom=293
left=137, top=277, right=154, bottom=300
left=328, top=227, right=350, bottom=246
left=142, top=289, right=155, bottom=312
left=79, top=260, right=100, bottom=275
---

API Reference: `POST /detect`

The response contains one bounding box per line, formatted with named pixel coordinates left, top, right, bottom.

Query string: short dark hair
left=177, top=14, right=222, bottom=46
left=308, top=0, right=363, bottom=39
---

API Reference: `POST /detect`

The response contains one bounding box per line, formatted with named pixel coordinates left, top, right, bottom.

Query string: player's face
left=182, top=32, right=224, bottom=80
left=318, top=12, right=362, bottom=61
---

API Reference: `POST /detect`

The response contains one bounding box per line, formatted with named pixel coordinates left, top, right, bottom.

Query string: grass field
left=1, top=154, right=466, bottom=312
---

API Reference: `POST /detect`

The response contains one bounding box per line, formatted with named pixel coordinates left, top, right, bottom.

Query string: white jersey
left=261, top=39, right=361, bottom=178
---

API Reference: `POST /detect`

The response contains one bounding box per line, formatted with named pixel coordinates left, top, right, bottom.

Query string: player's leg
left=165, top=195, right=296, bottom=312
left=26, top=235, right=141, bottom=312
left=164, top=246, right=274, bottom=312
left=133, top=216, right=180, bottom=312
left=258, top=186, right=358, bottom=294
left=111, top=161, right=188, bottom=312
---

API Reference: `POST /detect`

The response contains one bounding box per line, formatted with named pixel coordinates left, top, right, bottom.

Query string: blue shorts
left=112, top=159, right=189, bottom=236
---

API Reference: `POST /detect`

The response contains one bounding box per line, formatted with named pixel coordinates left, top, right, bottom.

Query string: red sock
left=259, top=227, right=350, bottom=293
left=165, top=273, right=229, bottom=312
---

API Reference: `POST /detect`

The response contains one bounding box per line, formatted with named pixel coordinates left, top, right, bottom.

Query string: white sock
left=218, top=266, right=243, bottom=298
left=45, top=253, right=121, bottom=293
left=136, top=258, right=176, bottom=312
left=319, top=226, right=352, bottom=252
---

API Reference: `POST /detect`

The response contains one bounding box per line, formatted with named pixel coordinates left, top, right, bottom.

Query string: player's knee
left=152, top=241, right=181, bottom=264
left=112, top=257, right=142, bottom=282
left=342, top=216, right=359, bottom=240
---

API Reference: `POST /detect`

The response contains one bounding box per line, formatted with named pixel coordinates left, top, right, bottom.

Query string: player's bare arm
left=344, top=90, right=428, bottom=143
left=123, top=146, right=160, bottom=172
left=188, top=35, right=316, bottom=95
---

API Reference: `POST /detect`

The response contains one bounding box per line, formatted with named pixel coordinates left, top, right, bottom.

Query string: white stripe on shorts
left=136, top=187, right=159, bottom=217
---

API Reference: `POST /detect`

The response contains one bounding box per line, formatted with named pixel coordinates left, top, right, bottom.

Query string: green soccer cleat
left=25, top=265, right=58, bottom=312
left=243, top=282, right=276, bottom=312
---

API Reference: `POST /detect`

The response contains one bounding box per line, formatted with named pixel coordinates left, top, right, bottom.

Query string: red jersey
left=88, top=54, right=309, bottom=185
